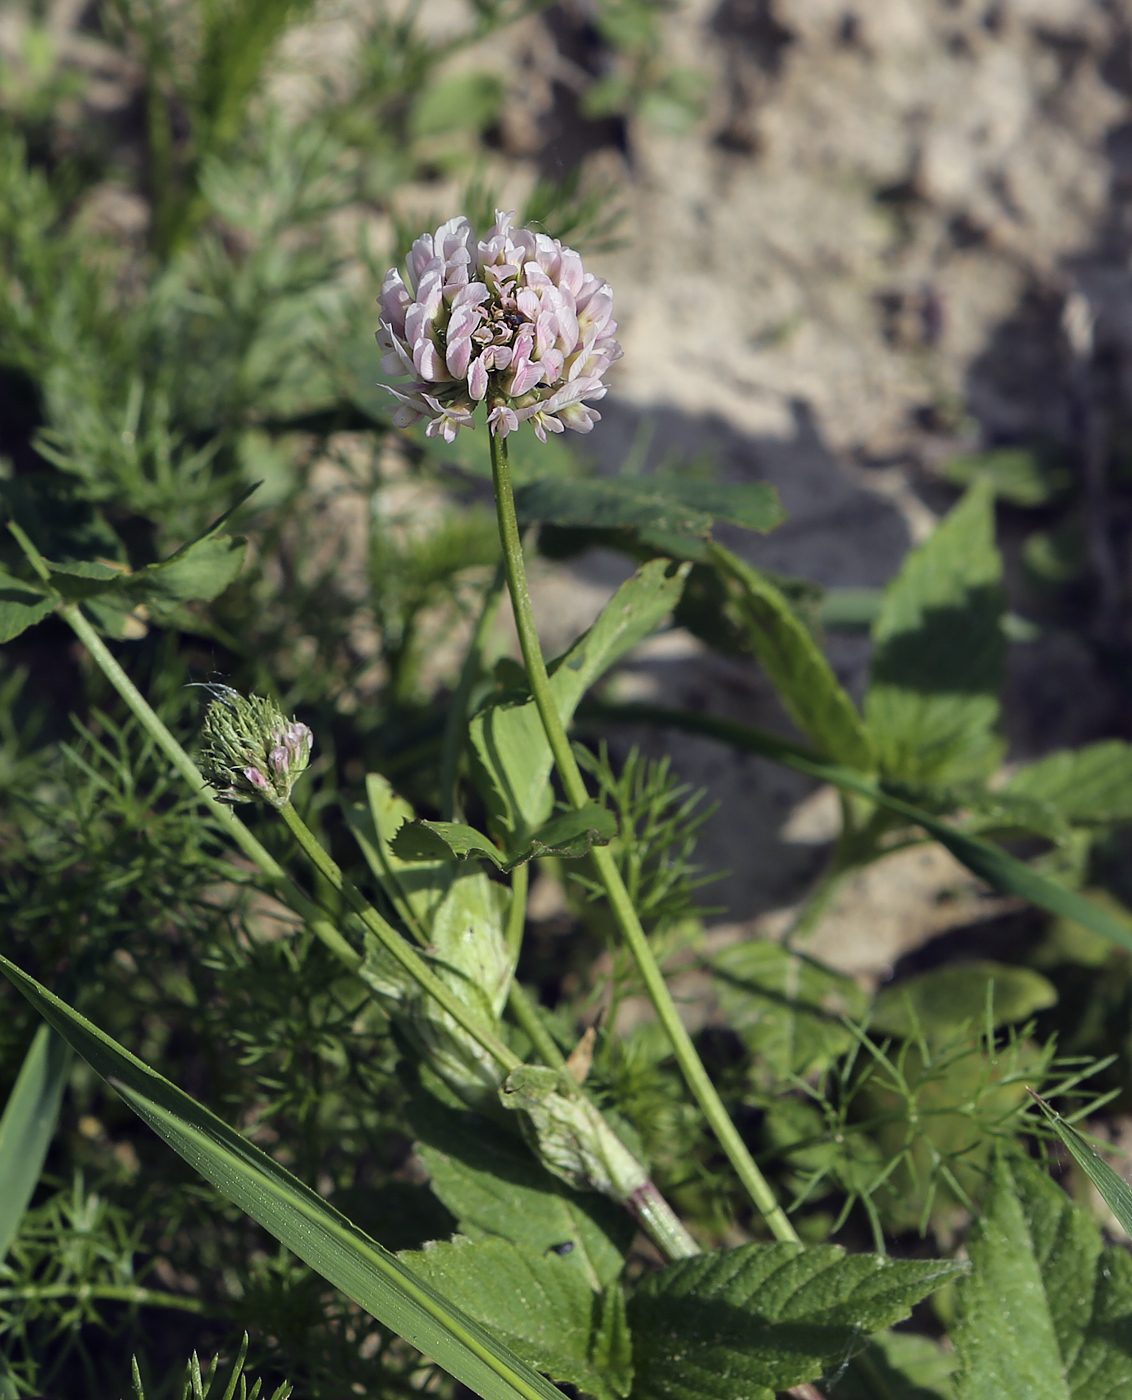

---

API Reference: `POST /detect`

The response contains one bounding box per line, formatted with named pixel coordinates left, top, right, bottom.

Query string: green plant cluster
left=4, top=1, right=1132, bottom=1398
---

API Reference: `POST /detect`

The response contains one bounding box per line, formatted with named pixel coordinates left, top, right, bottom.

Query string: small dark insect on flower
left=549, top=1240, right=575, bottom=1256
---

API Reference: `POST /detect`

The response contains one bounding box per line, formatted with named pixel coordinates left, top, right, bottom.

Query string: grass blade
left=0, top=1022, right=71, bottom=1262
left=589, top=702, right=1132, bottom=956
left=0, top=955, right=564, bottom=1400
left=1031, top=1091, right=1132, bottom=1240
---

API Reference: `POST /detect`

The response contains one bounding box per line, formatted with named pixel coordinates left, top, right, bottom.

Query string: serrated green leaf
left=125, top=530, right=246, bottom=607
left=870, top=961, right=1057, bottom=1044
left=408, top=1091, right=632, bottom=1291
left=392, top=820, right=510, bottom=868
left=628, top=1242, right=965, bottom=1400
left=954, top=1152, right=1132, bottom=1400
left=390, top=804, right=617, bottom=872
left=524, top=804, right=617, bottom=861
left=712, top=941, right=866, bottom=1084
left=0, top=1025, right=71, bottom=1262
left=866, top=483, right=1006, bottom=784
left=829, top=1331, right=956, bottom=1400
left=515, top=476, right=784, bottom=540
left=402, top=1237, right=632, bottom=1400
left=1033, top=1098, right=1132, bottom=1241
left=46, top=558, right=125, bottom=601
left=1005, top=741, right=1132, bottom=827
left=708, top=544, right=875, bottom=771
left=470, top=559, right=689, bottom=843
left=0, top=957, right=565, bottom=1400
left=0, top=570, right=53, bottom=642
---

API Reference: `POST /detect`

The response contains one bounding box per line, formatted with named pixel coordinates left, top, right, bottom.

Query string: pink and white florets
left=376, top=211, right=622, bottom=443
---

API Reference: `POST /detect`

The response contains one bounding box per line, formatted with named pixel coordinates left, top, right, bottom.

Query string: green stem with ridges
left=507, top=981, right=565, bottom=1070
left=505, top=860, right=529, bottom=963
left=487, top=432, right=798, bottom=1244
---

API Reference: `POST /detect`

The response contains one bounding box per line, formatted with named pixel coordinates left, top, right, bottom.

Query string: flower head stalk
left=376, top=211, right=622, bottom=443
left=198, top=687, right=312, bottom=808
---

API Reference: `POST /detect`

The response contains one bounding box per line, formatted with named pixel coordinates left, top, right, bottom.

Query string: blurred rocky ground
left=478, top=0, right=1132, bottom=978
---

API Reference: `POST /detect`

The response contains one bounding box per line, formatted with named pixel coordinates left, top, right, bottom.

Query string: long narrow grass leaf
left=0, top=955, right=564, bottom=1400
left=589, top=702, right=1132, bottom=955
left=1032, top=1092, right=1132, bottom=1240
left=0, top=1022, right=71, bottom=1262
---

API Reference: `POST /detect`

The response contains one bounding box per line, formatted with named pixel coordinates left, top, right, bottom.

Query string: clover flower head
left=198, top=687, right=313, bottom=808
left=376, top=210, right=622, bottom=443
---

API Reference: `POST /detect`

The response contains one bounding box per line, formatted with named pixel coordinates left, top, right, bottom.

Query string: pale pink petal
left=509, top=358, right=544, bottom=397
left=538, top=348, right=565, bottom=383
left=379, top=269, right=411, bottom=336
left=414, top=339, right=448, bottom=382
left=557, top=402, right=601, bottom=432
left=487, top=405, right=519, bottom=437
left=446, top=335, right=473, bottom=379
left=453, top=282, right=490, bottom=309
left=447, top=304, right=483, bottom=341
left=558, top=248, right=584, bottom=297
left=380, top=210, right=620, bottom=447
left=483, top=344, right=513, bottom=372
left=468, top=354, right=489, bottom=401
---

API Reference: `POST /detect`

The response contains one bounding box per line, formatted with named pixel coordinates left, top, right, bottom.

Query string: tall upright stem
left=488, top=432, right=798, bottom=1244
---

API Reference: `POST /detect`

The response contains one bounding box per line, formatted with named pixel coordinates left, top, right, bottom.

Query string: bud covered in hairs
left=198, top=688, right=313, bottom=808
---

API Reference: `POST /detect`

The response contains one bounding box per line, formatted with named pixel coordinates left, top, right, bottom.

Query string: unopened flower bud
left=198, top=687, right=312, bottom=808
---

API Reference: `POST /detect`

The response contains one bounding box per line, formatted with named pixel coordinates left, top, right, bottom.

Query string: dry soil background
left=482, top=0, right=1132, bottom=981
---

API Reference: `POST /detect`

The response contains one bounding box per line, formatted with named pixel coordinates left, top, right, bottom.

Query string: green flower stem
left=25, top=524, right=701, bottom=1258
left=626, top=1181, right=700, bottom=1260
left=507, top=981, right=565, bottom=1071
left=277, top=803, right=520, bottom=1075
left=488, top=432, right=799, bottom=1245
left=506, top=860, right=529, bottom=962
